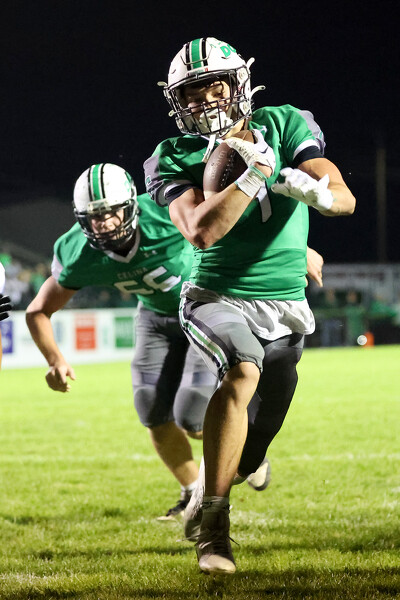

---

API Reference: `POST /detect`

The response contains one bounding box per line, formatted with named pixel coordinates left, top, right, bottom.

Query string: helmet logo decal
left=219, top=44, right=236, bottom=58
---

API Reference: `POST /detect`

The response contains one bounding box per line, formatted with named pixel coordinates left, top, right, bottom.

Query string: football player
left=25, top=163, right=218, bottom=519
left=144, top=37, right=355, bottom=573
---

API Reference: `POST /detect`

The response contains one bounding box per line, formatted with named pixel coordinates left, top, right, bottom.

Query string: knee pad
left=133, top=385, right=173, bottom=428
left=173, top=385, right=211, bottom=433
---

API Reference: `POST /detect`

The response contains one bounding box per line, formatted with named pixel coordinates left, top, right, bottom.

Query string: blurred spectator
left=366, top=292, right=399, bottom=344
left=318, top=288, right=343, bottom=347
left=30, top=262, right=50, bottom=295
left=116, top=291, right=138, bottom=308
left=392, top=294, right=400, bottom=327
left=4, top=265, right=34, bottom=309
left=368, top=292, right=397, bottom=321
left=344, top=290, right=366, bottom=346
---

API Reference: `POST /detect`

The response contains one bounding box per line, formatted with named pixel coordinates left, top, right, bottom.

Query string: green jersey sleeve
left=250, top=105, right=324, bottom=169
left=144, top=136, right=208, bottom=206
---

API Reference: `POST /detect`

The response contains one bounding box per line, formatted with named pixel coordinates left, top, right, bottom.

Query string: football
left=203, top=129, right=255, bottom=194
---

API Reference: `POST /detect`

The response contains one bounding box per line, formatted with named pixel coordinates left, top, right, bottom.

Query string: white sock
left=182, top=481, right=197, bottom=495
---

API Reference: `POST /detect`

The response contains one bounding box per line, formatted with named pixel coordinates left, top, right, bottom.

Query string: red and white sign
left=75, top=315, right=96, bottom=350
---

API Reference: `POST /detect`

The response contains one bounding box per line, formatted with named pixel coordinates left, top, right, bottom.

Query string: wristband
left=235, top=166, right=268, bottom=198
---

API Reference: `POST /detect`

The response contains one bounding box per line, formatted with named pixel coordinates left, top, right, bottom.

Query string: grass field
left=1, top=346, right=399, bottom=599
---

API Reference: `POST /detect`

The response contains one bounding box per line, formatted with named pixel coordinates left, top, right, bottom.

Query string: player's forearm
left=172, top=185, right=253, bottom=249
left=306, top=247, right=324, bottom=287
left=297, top=158, right=356, bottom=216
left=321, top=183, right=356, bottom=216
left=25, top=311, right=66, bottom=366
left=197, top=187, right=255, bottom=247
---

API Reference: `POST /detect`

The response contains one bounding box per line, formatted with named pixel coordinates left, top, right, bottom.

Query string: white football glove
left=225, top=129, right=276, bottom=170
left=225, top=130, right=276, bottom=198
left=271, top=167, right=334, bottom=212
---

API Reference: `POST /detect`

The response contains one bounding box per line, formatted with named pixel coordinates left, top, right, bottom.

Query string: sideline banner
left=0, top=308, right=137, bottom=369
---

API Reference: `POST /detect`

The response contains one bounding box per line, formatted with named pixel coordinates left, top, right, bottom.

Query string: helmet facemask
left=166, top=68, right=253, bottom=138
left=75, top=199, right=139, bottom=252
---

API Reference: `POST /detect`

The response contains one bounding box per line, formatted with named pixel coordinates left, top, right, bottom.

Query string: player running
left=25, top=163, right=218, bottom=519
left=144, top=37, right=355, bottom=573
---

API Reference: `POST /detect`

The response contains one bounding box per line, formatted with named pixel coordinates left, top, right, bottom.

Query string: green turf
left=1, top=346, right=399, bottom=599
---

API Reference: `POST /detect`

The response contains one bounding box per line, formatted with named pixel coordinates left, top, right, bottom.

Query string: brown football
left=203, top=129, right=255, bottom=194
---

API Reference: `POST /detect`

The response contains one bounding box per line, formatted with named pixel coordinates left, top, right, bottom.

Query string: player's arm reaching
left=26, top=276, right=77, bottom=392
left=272, top=157, right=355, bottom=216
left=306, top=246, right=324, bottom=287
left=169, top=131, right=275, bottom=249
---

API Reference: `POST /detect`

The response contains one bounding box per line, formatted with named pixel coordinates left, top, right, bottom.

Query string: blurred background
left=1, top=0, right=399, bottom=353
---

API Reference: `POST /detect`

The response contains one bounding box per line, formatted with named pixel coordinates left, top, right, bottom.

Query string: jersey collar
left=104, top=227, right=141, bottom=263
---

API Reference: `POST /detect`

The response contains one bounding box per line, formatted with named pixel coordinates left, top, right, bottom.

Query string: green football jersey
left=52, top=193, right=193, bottom=315
left=144, top=105, right=325, bottom=301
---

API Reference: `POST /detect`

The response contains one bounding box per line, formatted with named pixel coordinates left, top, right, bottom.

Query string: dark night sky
left=1, top=0, right=399, bottom=262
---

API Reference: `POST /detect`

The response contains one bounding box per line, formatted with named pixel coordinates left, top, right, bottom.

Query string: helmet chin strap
left=202, top=134, right=217, bottom=163
left=200, top=107, right=235, bottom=163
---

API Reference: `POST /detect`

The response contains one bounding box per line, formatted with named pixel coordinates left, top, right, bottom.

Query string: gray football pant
left=131, top=306, right=217, bottom=431
left=180, top=298, right=304, bottom=476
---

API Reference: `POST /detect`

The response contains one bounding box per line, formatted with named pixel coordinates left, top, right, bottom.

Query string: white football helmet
left=73, top=163, right=139, bottom=251
left=161, top=37, right=262, bottom=137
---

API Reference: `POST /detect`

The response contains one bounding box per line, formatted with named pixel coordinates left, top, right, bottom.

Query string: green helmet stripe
left=90, top=163, right=104, bottom=200
left=190, top=38, right=203, bottom=69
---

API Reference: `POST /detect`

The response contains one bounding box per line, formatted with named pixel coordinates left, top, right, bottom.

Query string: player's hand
left=252, top=128, right=271, bottom=154
left=45, top=362, right=76, bottom=392
left=271, top=167, right=334, bottom=211
left=0, top=294, right=12, bottom=321
left=306, top=247, right=324, bottom=287
left=225, top=133, right=276, bottom=172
